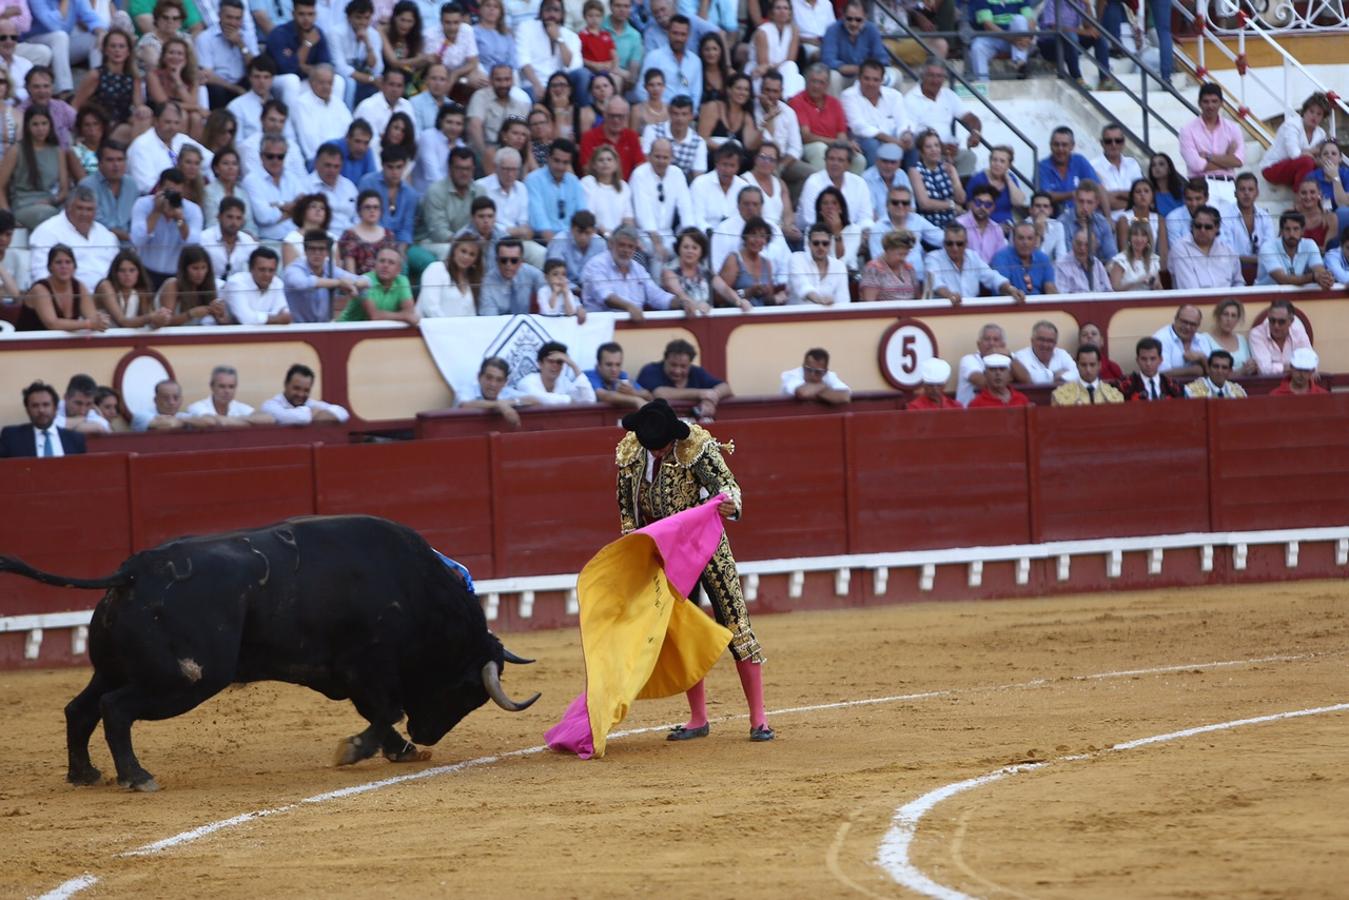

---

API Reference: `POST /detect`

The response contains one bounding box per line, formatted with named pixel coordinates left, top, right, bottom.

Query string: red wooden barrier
left=717, top=416, right=850, bottom=561
left=488, top=426, right=624, bottom=576
left=845, top=408, right=1033, bottom=552
left=0, top=454, right=132, bottom=616
left=314, top=438, right=496, bottom=578
left=1030, top=402, right=1212, bottom=541
left=128, top=446, right=317, bottom=549
left=416, top=405, right=617, bottom=439
left=1209, top=394, right=1349, bottom=531
left=88, top=423, right=354, bottom=454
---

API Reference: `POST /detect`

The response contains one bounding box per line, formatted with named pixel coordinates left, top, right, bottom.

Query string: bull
left=0, top=515, right=539, bottom=792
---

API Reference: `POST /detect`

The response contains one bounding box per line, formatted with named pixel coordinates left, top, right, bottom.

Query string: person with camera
left=131, top=167, right=204, bottom=290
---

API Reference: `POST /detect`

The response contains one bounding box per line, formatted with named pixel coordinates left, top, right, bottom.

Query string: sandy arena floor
left=2, top=581, right=1346, bottom=899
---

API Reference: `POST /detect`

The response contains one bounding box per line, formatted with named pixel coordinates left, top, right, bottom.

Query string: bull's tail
left=0, top=556, right=132, bottom=590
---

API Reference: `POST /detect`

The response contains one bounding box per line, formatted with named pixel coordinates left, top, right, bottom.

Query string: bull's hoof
left=118, top=773, right=160, bottom=792
left=67, top=765, right=103, bottom=786
left=384, top=747, right=432, bottom=763
left=335, top=736, right=367, bottom=767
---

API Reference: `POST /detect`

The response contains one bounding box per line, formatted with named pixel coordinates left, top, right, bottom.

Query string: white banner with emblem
left=420, top=314, right=618, bottom=402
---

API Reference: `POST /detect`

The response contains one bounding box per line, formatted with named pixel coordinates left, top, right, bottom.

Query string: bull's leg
left=334, top=722, right=385, bottom=767
left=99, top=680, right=228, bottom=792
left=65, top=671, right=116, bottom=786
left=336, top=690, right=426, bottom=766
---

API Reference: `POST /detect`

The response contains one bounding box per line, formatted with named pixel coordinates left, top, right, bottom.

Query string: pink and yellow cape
left=545, top=496, right=733, bottom=759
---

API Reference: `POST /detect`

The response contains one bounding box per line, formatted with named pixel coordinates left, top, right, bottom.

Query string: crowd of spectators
left=0, top=0, right=1343, bottom=333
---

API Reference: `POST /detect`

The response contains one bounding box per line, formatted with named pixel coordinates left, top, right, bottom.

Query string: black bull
left=0, top=515, right=539, bottom=792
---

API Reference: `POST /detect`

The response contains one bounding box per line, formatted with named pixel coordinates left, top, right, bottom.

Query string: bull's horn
left=502, top=648, right=535, bottom=665
left=481, top=661, right=541, bottom=712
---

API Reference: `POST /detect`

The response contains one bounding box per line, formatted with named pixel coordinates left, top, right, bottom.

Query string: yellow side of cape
left=577, top=533, right=732, bottom=757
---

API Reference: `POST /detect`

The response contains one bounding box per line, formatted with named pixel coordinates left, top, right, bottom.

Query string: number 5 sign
left=878, top=319, right=938, bottom=389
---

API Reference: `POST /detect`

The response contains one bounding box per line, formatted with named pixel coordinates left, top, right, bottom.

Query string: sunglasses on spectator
left=971, top=199, right=994, bottom=208
left=945, top=240, right=966, bottom=247
left=809, top=239, right=831, bottom=247
left=804, top=365, right=829, bottom=374
left=657, top=183, right=665, bottom=203
left=557, top=200, right=566, bottom=218
left=360, top=202, right=381, bottom=210
left=497, top=256, right=522, bottom=265
left=889, top=198, right=911, bottom=206
left=0, top=35, right=17, bottom=42
left=1102, top=137, right=1124, bottom=145
left=844, top=15, right=863, bottom=21
left=1266, top=316, right=1290, bottom=325
left=263, top=152, right=286, bottom=161
left=1192, top=222, right=1216, bottom=230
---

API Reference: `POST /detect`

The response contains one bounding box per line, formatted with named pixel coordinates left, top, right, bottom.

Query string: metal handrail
left=1041, top=0, right=1202, bottom=154
left=1170, top=2, right=1278, bottom=144
left=870, top=3, right=1041, bottom=188
left=1197, top=1, right=1349, bottom=135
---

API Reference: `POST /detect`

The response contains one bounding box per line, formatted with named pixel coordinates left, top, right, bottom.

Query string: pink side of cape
left=544, top=495, right=728, bottom=758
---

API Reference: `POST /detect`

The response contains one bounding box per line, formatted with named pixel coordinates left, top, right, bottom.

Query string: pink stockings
left=680, top=661, right=768, bottom=730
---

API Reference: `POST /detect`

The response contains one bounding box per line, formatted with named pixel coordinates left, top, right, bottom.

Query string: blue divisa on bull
left=0, top=515, right=539, bottom=793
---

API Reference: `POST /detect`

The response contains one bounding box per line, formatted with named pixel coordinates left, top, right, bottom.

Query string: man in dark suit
left=0, top=382, right=89, bottom=458
left=1121, top=337, right=1187, bottom=402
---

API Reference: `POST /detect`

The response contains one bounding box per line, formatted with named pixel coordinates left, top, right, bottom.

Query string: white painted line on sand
left=32, top=874, right=98, bottom=900
left=38, top=652, right=1318, bottom=897
left=877, top=702, right=1349, bottom=899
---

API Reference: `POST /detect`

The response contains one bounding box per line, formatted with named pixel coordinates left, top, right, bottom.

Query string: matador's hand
left=717, top=500, right=737, bottom=519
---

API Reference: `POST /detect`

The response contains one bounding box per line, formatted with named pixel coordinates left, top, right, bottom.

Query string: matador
left=616, top=399, right=774, bottom=742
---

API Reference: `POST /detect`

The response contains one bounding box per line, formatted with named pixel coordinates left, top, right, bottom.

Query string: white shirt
left=226, top=91, right=272, bottom=143
left=689, top=172, right=749, bottom=232
left=781, top=366, right=850, bottom=395
left=1038, top=217, right=1066, bottom=261
left=186, top=397, right=256, bottom=417
left=904, top=85, right=968, bottom=145
left=127, top=130, right=213, bottom=194
left=630, top=162, right=692, bottom=248
left=516, top=370, right=597, bottom=405
left=417, top=261, right=476, bottom=317
left=223, top=271, right=289, bottom=324
left=200, top=226, right=260, bottom=281
left=304, top=171, right=360, bottom=235
left=516, top=19, right=582, bottom=77
left=476, top=172, right=531, bottom=230
left=841, top=84, right=911, bottom=142
left=754, top=100, right=803, bottom=161
left=1225, top=206, right=1277, bottom=259
left=329, top=17, right=385, bottom=82
left=291, top=88, right=355, bottom=163
left=1152, top=323, right=1216, bottom=372
left=352, top=94, right=415, bottom=148
left=791, top=0, right=834, bottom=39
left=2, top=54, right=33, bottom=103
left=1011, top=346, right=1075, bottom=384
left=243, top=170, right=308, bottom=239
left=957, top=352, right=986, bottom=406
left=54, top=402, right=110, bottom=434
left=28, top=213, right=120, bottom=293
left=1090, top=153, right=1144, bottom=221
left=798, top=169, right=874, bottom=229
left=29, top=425, right=65, bottom=456
left=431, top=23, right=479, bottom=70
left=580, top=176, right=635, bottom=235
left=1263, top=117, right=1326, bottom=169
left=261, top=392, right=351, bottom=424
left=787, top=251, right=850, bottom=306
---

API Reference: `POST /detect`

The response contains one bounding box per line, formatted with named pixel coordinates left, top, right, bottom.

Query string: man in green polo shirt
left=340, top=247, right=420, bottom=323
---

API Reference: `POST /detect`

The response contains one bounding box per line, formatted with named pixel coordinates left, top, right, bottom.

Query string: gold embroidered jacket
left=616, top=424, right=742, bottom=534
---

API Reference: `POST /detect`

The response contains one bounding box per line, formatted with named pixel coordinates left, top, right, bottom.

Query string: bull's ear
left=502, top=648, right=534, bottom=665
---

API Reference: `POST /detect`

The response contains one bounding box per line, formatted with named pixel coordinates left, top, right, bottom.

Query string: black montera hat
left=621, top=399, right=691, bottom=450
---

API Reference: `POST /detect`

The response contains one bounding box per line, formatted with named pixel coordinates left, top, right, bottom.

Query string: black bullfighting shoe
left=667, top=723, right=711, bottom=741
left=749, top=724, right=776, bottom=742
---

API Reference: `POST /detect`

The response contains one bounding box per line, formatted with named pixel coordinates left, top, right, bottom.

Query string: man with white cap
left=781, top=348, right=852, bottom=406
left=1269, top=348, right=1328, bottom=396
left=966, top=353, right=1030, bottom=408
left=1052, top=344, right=1124, bottom=405
left=908, top=358, right=960, bottom=410
left=1185, top=349, right=1248, bottom=399
left=862, top=142, right=911, bottom=223
left=957, top=323, right=1006, bottom=406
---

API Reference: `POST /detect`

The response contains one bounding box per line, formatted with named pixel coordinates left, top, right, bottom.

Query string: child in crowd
left=536, top=259, right=586, bottom=322
left=579, top=0, right=621, bottom=93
